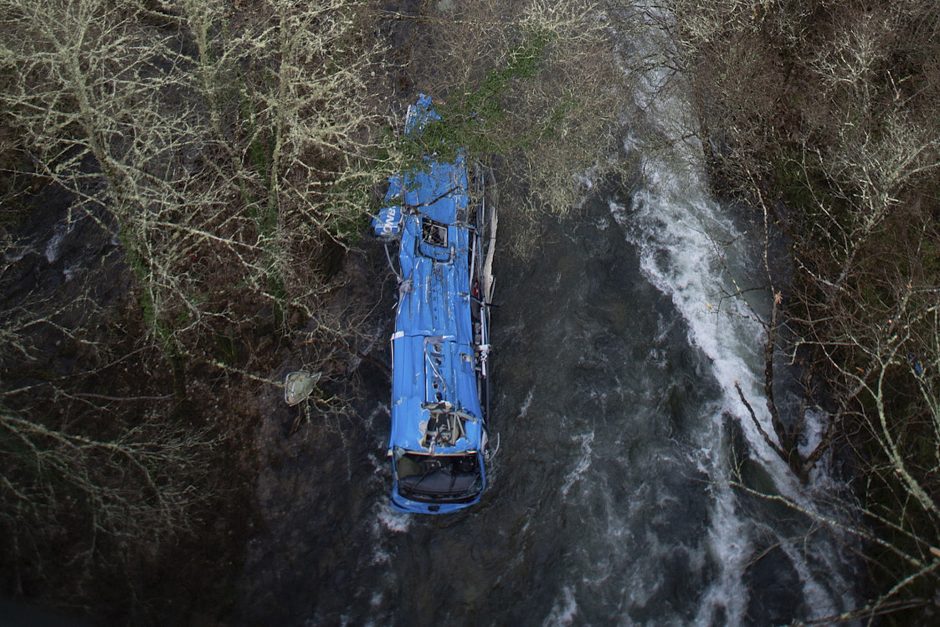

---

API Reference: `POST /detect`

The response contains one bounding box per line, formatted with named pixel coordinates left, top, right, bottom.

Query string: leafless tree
left=0, top=0, right=395, bottom=611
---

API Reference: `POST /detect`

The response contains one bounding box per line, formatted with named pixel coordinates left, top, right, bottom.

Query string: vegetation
left=396, top=0, right=627, bottom=253
left=0, top=0, right=623, bottom=620
left=661, top=0, right=940, bottom=621
left=0, top=0, right=392, bottom=619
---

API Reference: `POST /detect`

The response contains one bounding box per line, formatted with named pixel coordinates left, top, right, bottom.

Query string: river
left=236, top=4, right=858, bottom=625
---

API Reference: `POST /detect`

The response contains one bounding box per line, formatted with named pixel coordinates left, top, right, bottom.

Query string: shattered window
left=422, top=217, right=448, bottom=248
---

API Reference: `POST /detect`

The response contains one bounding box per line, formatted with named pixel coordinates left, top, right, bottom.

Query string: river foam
left=610, top=2, right=855, bottom=622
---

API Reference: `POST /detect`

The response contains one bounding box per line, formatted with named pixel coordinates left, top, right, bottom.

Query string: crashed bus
left=372, top=95, right=496, bottom=514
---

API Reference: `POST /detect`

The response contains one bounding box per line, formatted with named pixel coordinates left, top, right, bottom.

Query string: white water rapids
left=606, top=4, right=857, bottom=623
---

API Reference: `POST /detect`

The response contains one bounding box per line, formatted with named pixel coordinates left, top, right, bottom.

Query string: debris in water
left=284, top=371, right=320, bottom=406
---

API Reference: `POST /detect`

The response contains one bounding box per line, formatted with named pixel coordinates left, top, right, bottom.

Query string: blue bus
left=372, top=95, right=494, bottom=514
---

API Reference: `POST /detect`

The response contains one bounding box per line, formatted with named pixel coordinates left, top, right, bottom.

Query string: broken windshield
left=396, top=451, right=482, bottom=502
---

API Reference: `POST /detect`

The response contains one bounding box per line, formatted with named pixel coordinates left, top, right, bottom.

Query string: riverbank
left=665, top=1, right=940, bottom=621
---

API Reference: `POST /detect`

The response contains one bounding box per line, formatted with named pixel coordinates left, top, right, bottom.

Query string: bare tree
left=0, top=0, right=395, bottom=612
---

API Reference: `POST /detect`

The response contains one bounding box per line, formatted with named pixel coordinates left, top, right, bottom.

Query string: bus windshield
left=396, top=452, right=482, bottom=502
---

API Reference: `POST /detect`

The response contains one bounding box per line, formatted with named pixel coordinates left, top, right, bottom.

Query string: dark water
left=236, top=187, right=853, bottom=625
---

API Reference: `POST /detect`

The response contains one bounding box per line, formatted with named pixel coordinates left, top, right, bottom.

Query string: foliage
left=401, top=28, right=553, bottom=163
left=400, top=0, right=627, bottom=250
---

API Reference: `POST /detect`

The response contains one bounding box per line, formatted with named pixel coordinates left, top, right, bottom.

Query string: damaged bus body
left=372, top=95, right=495, bottom=514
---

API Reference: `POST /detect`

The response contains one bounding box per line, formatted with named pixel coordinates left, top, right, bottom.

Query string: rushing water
left=237, top=5, right=858, bottom=625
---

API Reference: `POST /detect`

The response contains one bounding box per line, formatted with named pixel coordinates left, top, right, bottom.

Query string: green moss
left=238, top=85, right=274, bottom=184
left=116, top=225, right=186, bottom=390
left=213, top=333, right=242, bottom=366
